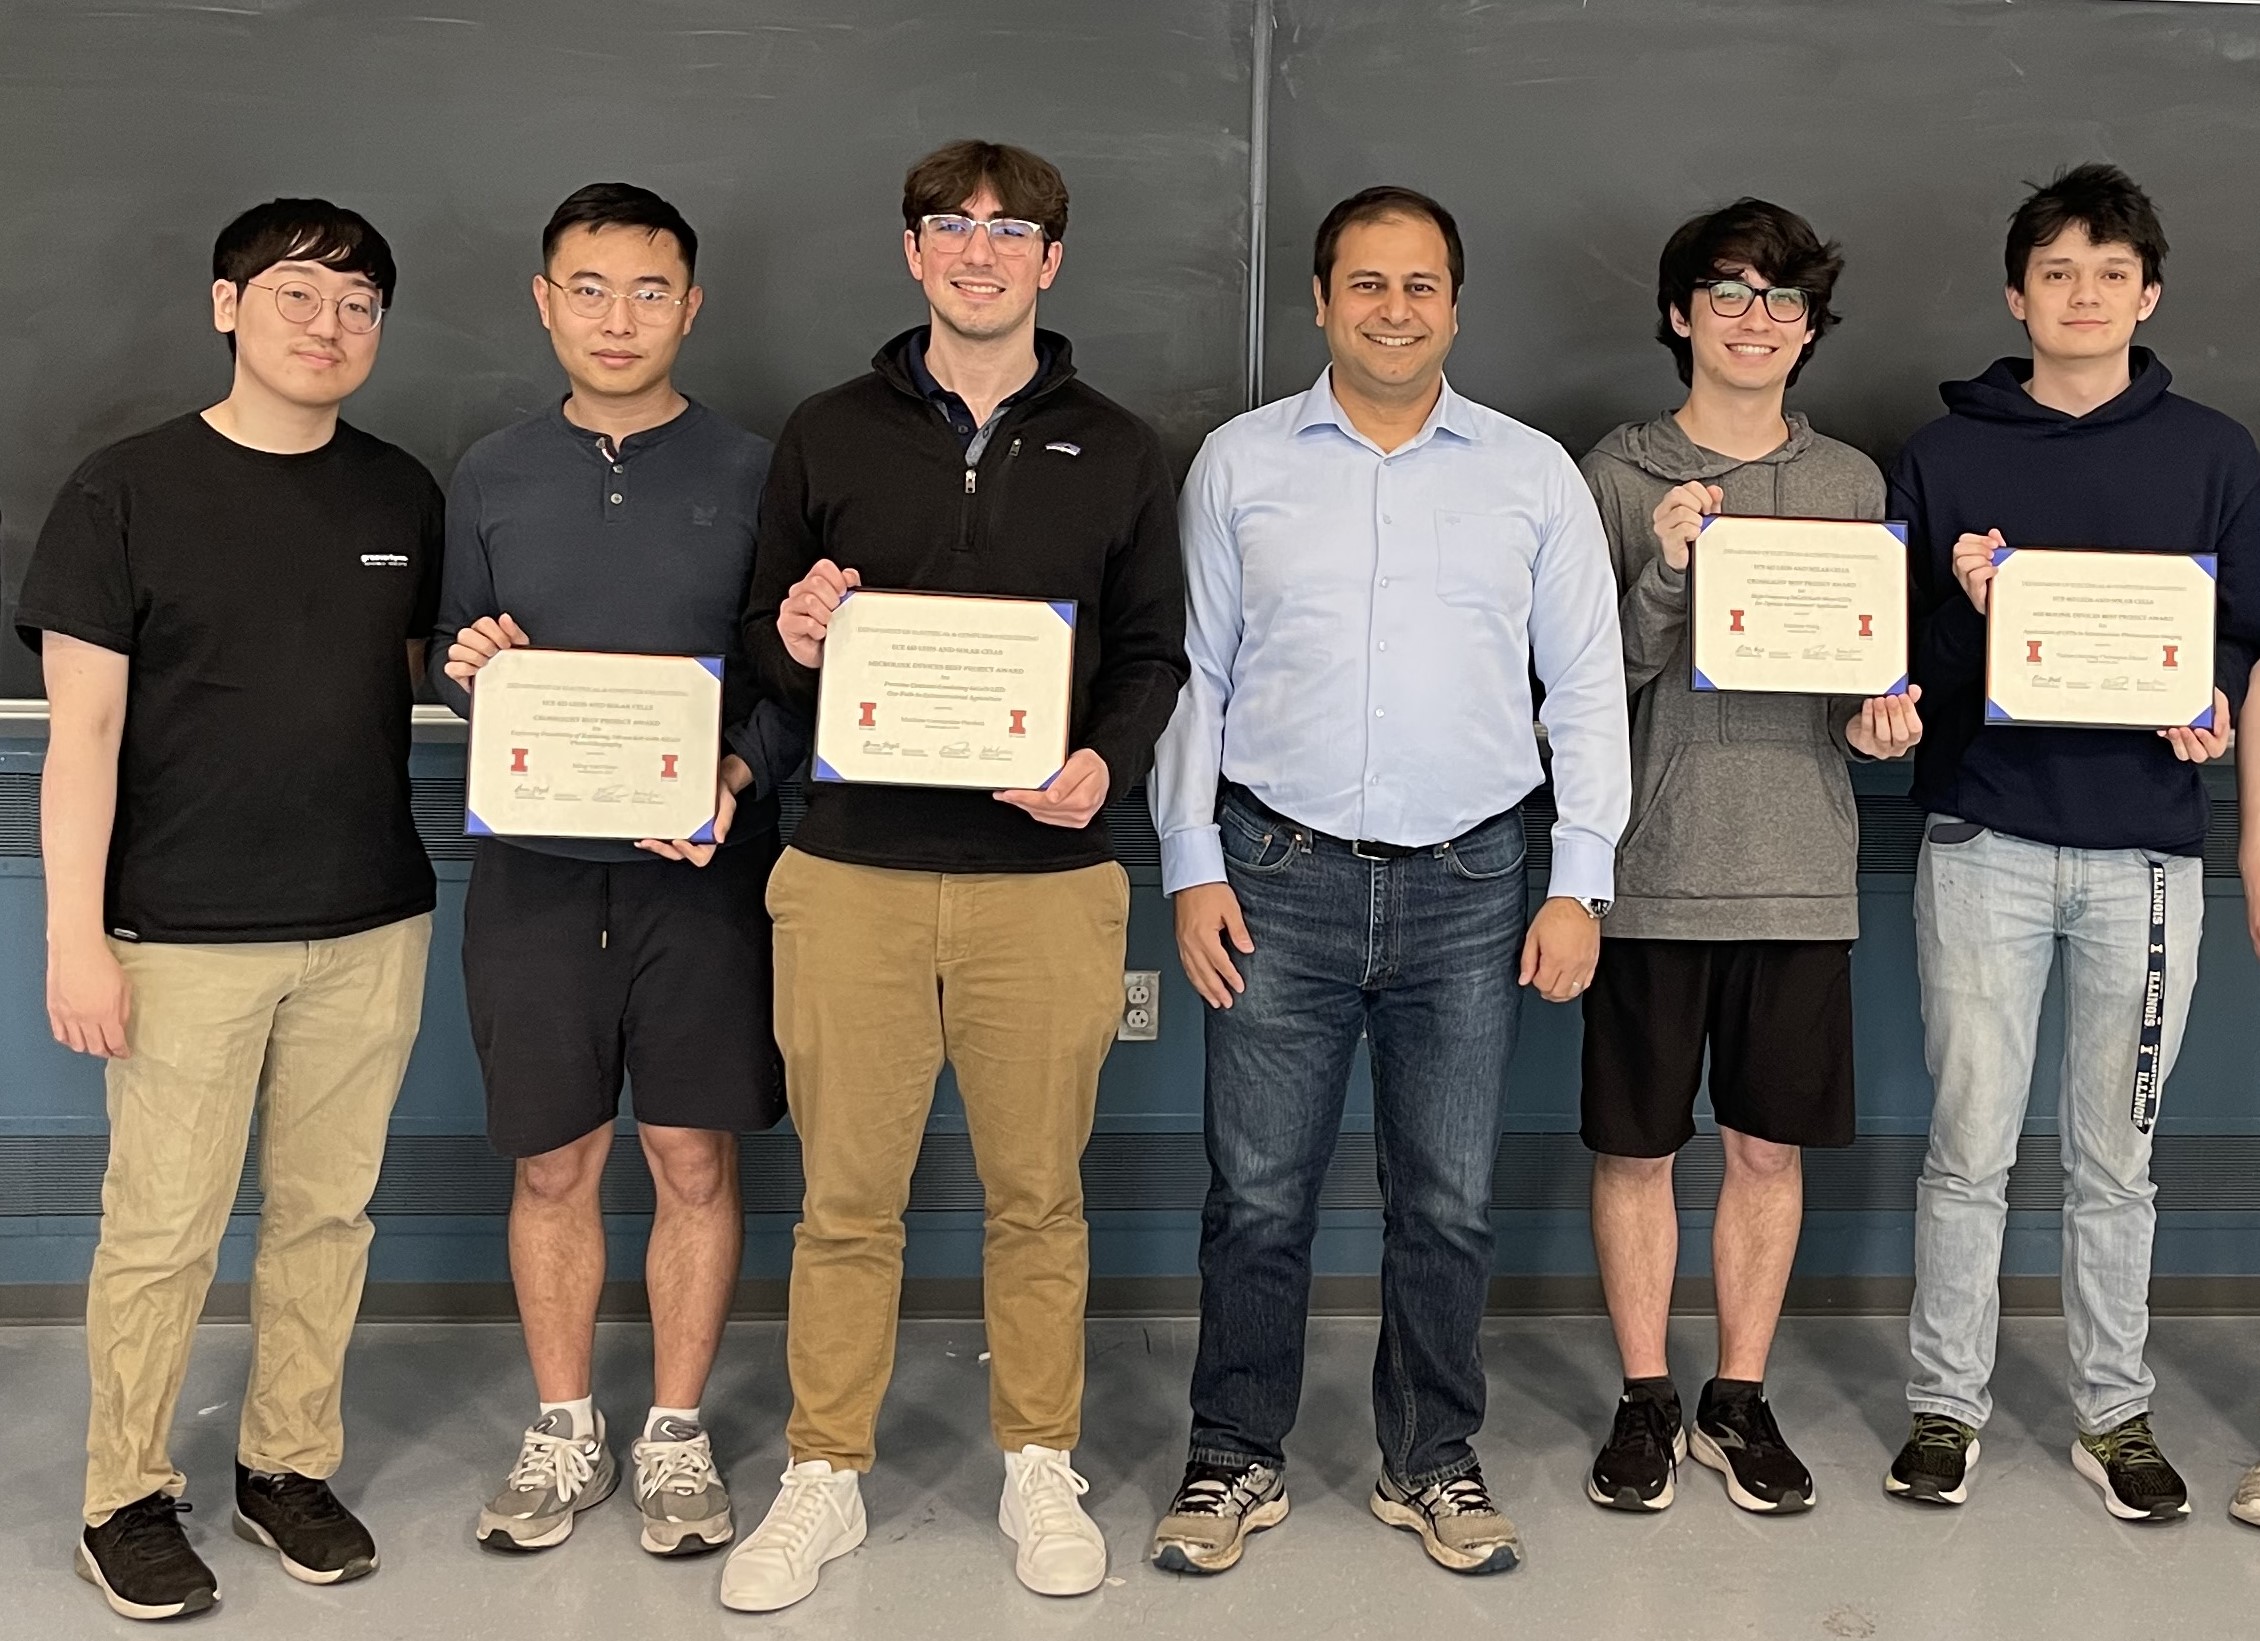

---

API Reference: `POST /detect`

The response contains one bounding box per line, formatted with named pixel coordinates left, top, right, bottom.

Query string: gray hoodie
left=1578, top=412, right=1886, bottom=941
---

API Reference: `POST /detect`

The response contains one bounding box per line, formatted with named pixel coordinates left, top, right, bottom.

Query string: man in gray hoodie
left=1577, top=200, right=1922, bottom=1517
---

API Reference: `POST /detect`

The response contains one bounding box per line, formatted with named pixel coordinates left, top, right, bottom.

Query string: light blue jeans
left=1907, top=819, right=2201, bottom=1435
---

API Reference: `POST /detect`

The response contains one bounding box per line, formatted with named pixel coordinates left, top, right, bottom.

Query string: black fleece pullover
left=746, top=327, right=1189, bottom=874
left=1896, top=349, right=2260, bottom=854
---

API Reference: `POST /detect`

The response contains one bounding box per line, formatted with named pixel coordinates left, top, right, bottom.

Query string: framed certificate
left=1984, top=547, right=2217, bottom=730
left=813, top=589, right=1075, bottom=790
left=1690, top=516, right=1910, bottom=697
left=465, top=649, right=723, bottom=841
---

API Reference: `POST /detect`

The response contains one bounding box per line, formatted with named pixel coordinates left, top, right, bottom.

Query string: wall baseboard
left=7, top=1274, right=2260, bottom=1323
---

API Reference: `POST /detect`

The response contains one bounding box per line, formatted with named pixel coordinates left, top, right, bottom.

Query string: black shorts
left=1579, top=937, right=1855, bottom=1158
left=463, top=836, right=787, bottom=1158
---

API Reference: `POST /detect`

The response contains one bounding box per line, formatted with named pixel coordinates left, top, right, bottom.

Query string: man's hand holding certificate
left=1688, top=511, right=1911, bottom=698
left=1952, top=531, right=2231, bottom=759
left=1656, top=487, right=1922, bottom=757
left=447, top=617, right=741, bottom=861
left=778, top=559, right=1104, bottom=826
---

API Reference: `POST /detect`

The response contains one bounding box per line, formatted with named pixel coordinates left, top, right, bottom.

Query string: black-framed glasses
left=542, top=275, right=691, bottom=323
left=918, top=213, right=1046, bottom=256
left=244, top=279, right=383, bottom=334
left=1698, top=279, right=1810, bottom=323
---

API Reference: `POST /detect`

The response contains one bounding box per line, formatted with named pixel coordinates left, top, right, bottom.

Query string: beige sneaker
left=717, top=1461, right=864, bottom=1612
left=2231, top=1459, right=2260, bottom=1527
left=1370, top=1466, right=1521, bottom=1574
left=1151, top=1459, right=1289, bottom=1574
left=999, top=1445, right=1106, bottom=1596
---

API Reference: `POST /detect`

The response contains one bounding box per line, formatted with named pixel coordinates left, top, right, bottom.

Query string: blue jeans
left=1187, top=791, right=1528, bottom=1487
left=1907, top=819, right=2201, bottom=1434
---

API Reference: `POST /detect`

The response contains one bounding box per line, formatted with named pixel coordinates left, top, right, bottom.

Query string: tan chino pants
left=83, top=915, right=430, bottom=1523
left=767, top=849, right=1128, bottom=1470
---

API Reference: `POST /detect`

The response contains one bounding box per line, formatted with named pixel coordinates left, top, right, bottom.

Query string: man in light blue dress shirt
left=1146, top=186, right=1630, bottom=1579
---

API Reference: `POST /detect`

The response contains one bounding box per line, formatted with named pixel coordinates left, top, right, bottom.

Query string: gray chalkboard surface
left=1261, top=0, right=2260, bottom=462
left=9, top=0, right=2260, bottom=703
left=0, top=0, right=1254, bottom=697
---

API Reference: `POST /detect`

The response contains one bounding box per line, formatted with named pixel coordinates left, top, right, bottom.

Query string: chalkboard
left=0, top=0, right=1256, bottom=697
left=11, top=0, right=2260, bottom=703
left=1262, top=0, right=2260, bottom=465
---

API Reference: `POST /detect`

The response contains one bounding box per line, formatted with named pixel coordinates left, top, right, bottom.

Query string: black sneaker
left=1370, top=1465, right=1520, bottom=1574
left=75, top=1493, right=219, bottom=1621
left=1884, top=1413, right=1979, bottom=1506
left=1588, top=1384, right=1687, bottom=1512
left=1688, top=1379, right=1814, bottom=1513
left=2072, top=1415, right=2190, bottom=1523
left=1150, top=1459, right=1289, bottom=1574
left=234, top=1463, right=379, bottom=1583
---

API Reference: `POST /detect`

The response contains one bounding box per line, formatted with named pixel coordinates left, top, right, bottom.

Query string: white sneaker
left=717, top=1460, right=865, bottom=1613
left=999, top=1445, right=1106, bottom=1596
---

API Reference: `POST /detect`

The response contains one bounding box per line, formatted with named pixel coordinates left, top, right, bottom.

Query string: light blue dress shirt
left=1149, top=369, right=1631, bottom=899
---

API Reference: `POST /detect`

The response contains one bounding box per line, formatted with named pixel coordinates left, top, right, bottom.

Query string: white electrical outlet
left=1119, top=970, right=1161, bottom=1041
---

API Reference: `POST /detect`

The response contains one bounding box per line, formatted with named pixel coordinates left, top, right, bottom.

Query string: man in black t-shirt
left=17, top=199, right=442, bottom=1622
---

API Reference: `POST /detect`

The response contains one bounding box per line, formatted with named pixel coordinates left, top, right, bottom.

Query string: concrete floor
left=5, top=1314, right=2260, bottom=1639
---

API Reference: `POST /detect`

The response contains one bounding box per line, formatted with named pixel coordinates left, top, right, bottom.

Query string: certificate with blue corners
left=465, top=648, right=723, bottom=841
left=1984, top=547, right=2217, bottom=730
left=1690, top=515, right=1910, bottom=697
left=813, top=589, right=1075, bottom=790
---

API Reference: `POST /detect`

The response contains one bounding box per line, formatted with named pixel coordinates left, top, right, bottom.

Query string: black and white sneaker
left=1688, top=1380, right=1815, bottom=1514
left=1884, top=1413, right=1979, bottom=1506
left=2073, top=1415, right=2190, bottom=1524
left=75, top=1493, right=219, bottom=1621
left=234, top=1463, right=379, bottom=1584
left=1588, top=1383, right=1687, bottom=1511
left=1151, top=1459, right=1289, bottom=1574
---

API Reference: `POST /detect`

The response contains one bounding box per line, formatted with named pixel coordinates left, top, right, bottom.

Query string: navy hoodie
left=1895, top=349, right=2260, bottom=854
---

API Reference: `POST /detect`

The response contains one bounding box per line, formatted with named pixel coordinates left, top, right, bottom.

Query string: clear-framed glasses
left=918, top=213, right=1047, bottom=256
left=542, top=275, right=691, bottom=323
left=244, top=279, right=383, bottom=334
left=1698, top=279, right=1810, bottom=323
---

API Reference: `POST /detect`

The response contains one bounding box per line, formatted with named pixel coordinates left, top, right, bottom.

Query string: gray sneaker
left=1370, top=1466, right=1521, bottom=1574
left=477, top=1411, right=618, bottom=1552
left=632, top=1419, right=733, bottom=1556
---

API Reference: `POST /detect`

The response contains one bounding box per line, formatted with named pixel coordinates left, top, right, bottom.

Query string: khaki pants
left=767, top=849, right=1128, bottom=1469
left=84, top=915, right=430, bottom=1524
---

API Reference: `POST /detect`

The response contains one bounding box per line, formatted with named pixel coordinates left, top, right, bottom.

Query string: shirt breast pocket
left=1434, top=508, right=1539, bottom=618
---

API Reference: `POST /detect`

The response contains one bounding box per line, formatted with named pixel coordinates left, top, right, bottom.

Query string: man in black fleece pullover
left=1888, top=165, right=2260, bottom=1525
left=1902, top=350, right=2260, bottom=850
left=722, top=141, right=1186, bottom=1614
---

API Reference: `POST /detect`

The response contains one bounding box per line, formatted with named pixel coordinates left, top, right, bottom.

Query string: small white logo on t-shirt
left=359, top=553, right=410, bottom=569
left=1045, top=441, right=1082, bottom=457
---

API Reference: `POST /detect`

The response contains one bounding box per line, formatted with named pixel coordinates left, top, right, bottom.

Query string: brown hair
left=1655, top=198, right=1844, bottom=388
left=902, top=139, right=1070, bottom=243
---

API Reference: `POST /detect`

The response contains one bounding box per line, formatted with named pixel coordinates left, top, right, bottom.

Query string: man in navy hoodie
left=1886, top=164, right=2260, bottom=1522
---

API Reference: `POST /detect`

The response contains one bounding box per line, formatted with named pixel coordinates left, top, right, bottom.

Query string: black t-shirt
left=16, top=412, right=443, bottom=942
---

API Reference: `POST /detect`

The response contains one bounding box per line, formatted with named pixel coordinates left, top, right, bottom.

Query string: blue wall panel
left=6, top=734, right=2259, bottom=1293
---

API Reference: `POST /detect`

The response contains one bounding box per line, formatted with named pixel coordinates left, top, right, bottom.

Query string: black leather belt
left=1221, top=784, right=1474, bottom=861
